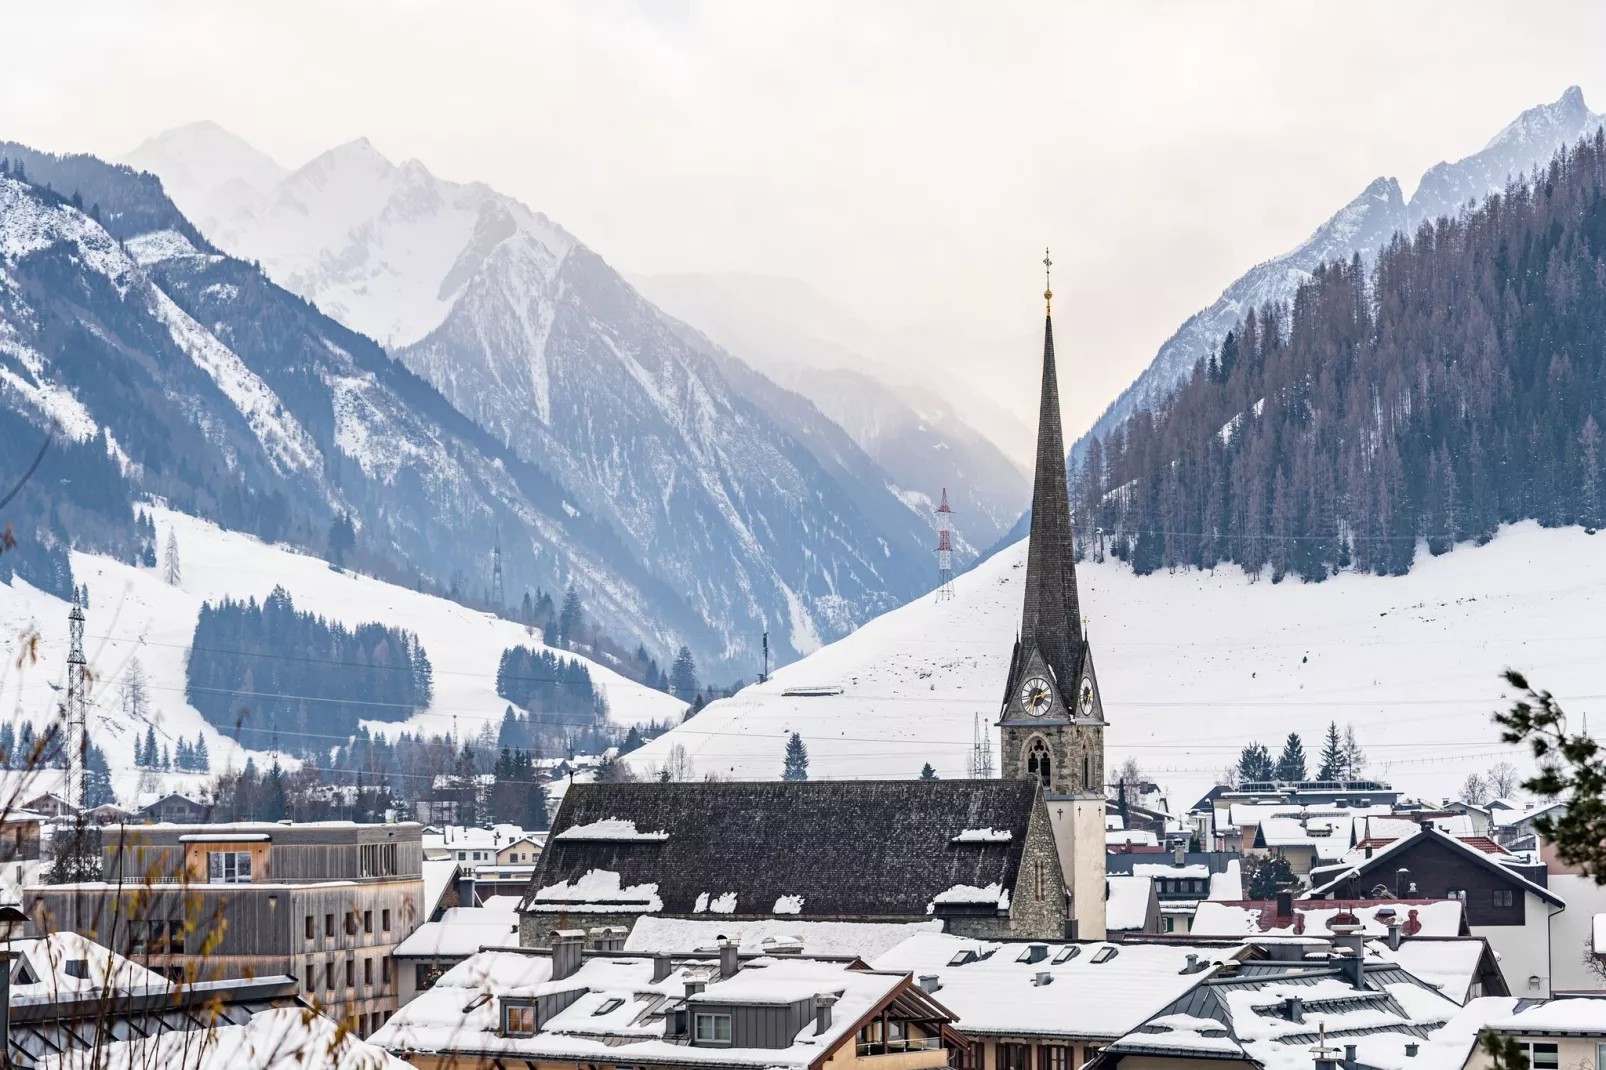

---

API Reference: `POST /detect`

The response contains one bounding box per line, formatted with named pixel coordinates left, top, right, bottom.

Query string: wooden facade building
left=29, top=820, right=425, bottom=1036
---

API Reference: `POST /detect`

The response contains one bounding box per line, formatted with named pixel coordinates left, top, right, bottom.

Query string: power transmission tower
left=968, top=712, right=994, bottom=779
left=66, top=588, right=87, bottom=810
left=935, top=488, right=954, bottom=600
left=490, top=525, right=505, bottom=610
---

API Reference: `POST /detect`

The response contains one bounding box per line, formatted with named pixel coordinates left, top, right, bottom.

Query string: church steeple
left=1019, top=249, right=1084, bottom=694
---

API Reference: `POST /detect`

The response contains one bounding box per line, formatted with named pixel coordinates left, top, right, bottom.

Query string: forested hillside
left=1075, top=130, right=1606, bottom=581
left=186, top=586, right=433, bottom=752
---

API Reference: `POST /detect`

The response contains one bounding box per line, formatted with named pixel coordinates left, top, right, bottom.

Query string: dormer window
left=504, top=1000, right=536, bottom=1036
left=694, top=1012, right=732, bottom=1045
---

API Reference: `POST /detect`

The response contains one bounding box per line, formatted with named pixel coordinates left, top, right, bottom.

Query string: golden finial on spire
left=1043, top=247, right=1053, bottom=315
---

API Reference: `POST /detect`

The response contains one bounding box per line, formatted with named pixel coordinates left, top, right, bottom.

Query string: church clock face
left=1020, top=676, right=1053, bottom=716
left=1079, top=679, right=1095, bottom=716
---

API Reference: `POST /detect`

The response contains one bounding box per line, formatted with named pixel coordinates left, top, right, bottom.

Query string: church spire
left=1019, top=248, right=1083, bottom=693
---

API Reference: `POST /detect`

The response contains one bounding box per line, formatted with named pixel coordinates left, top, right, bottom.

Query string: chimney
left=686, top=979, right=706, bottom=998
left=653, top=953, right=674, bottom=983
left=1185, top=954, right=1199, bottom=973
left=814, top=994, right=837, bottom=1035
left=1329, top=912, right=1365, bottom=989
left=1344, top=1045, right=1358, bottom=1070
left=1376, top=906, right=1402, bottom=952
left=918, top=974, right=941, bottom=994
left=1405, top=1044, right=1419, bottom=1058
left=1174, top=844, right=1185, bottom=865
left=1285, top=996, right=1303, bottom=1023
left=549, top=928, right=585, bottom=981
left=1275, top=890, right=1294, bottom=919
left=719, top=938, right=739, bottom=979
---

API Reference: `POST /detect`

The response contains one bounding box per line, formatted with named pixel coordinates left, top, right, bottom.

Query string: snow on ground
left=0, top=508, right=685, bottom=803
left=626, top=522, right=1606, bottom=803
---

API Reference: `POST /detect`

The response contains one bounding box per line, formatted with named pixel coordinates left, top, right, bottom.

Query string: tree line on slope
left=1074, top=129, right=1606, bottom=581
left=184, top=586, right=433, bottom=755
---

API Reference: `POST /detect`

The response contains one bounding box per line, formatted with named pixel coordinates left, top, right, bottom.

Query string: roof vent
left=918, top=974, right=941, bottom=993
left=1284, top=996, right=1303, bottom=1023
left=686, top=980, right=705, bottom=998
left=1405, top=1044, right=1419, bottom=1058
left=814, top=994, right=838, bottom=1035
left=1033, top=971, right=1053, bottom=987
left=1025, top=943, right=1048, bottom=964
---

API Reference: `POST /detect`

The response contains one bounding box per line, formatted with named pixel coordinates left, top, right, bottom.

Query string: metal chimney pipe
left=814, top=994, right=837, bottom=1035
left=549, top=928, right=585, bottom=981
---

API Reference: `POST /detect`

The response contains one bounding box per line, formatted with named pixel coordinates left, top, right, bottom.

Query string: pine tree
left=0, top=722, right=13, bottom=770
left=327, top=513, right=356, bottom=568
left=670, top=646, right=698, bottom=700
left=1275, top=733, right=1307, bottom=782
left=558, top=586, right=583, bottom=646
left=919, top=762, right=938, bottom=780
left=782, top=732, right=809, bottom=781
left=163, top=531, right=181, bottom=586
left=161, top=743, right=171, bottom=771
left=622, top=726, right=644, bottom=754
left=1317, top=721, right=1345, bottom=780
left=1236, top=743, right=1274, bottom=783
left=142, top=725, right=158, bottom=770
left=194, top=734, right=210, bottom=772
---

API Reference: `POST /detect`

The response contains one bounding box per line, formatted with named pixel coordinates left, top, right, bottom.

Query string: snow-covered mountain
left=0, top=508, right=684, bottom=801
left=0, top=142, right=731, bottom=677
left=1080, top=86, right=1606, bottom=455
left=626, top=521, right=1602, bottom=805
left=635, top=272, right=1030, bottom=549
left=121, top=124, right=940, bottom=667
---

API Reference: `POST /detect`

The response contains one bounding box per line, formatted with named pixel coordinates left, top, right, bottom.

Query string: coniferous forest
left=186, top=586, right=433, bottom=753
left=494, top=646, right=607, bottom=751
left=1076, top=131, right=1606, bottom=581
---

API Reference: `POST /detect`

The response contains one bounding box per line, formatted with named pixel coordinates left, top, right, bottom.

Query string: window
left=1026, top=740, right=1051, bottom=788
left=1163, top=916, right=1176, bottom=933
left=1035, top=860, right=1045, bottom=903
left=1090, top=946, right=1118, bottom=964
left=305, top=916, right=315, bottom=941
left=1447, top=889, right=1467, bottom=901
left=305, top=964, right=315, bottom=991
left=1596, top=1042, right=1606, bottom=1070
left=416, top=963, right=446, bottom=991
left=207, top=851, right=251, bottom=884
left=1081, top=1047, right=1102, bottom=1067
left=364, top=958, right=373, bottom=985
left=382, top=957, right=391, bottom=984
left=169, top=921, right=184, bottom=954
left=1001, top=1044, right=1033, bottom=1070
left=325, top=913, right=335, bottom=938
left=346, top=958, right=355, bottom=988
left=325, top=961, right=336, bottom=991
left=594, top=997, right=625, bottom=1016
left=1520, top=1043, right=1558, bottom=1070
left=505, top=1002, right=537, bottom=1036
left=364, top=910, right=373, bottom=934
left=345, top=911, right=357, bottom=936
left=694, top=1013, right=733, bottom=1044
left=382, top=909, right=391, bottom=931
left=1493, top=889, right=1514, bottom=908
left=1039, top=1047, right=1071, bottom=1070
left=1052, top=947, right=1077, bottom=964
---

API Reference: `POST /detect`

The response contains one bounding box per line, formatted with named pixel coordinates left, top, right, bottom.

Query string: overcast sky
left=3, top=1, right=1604, bottom=458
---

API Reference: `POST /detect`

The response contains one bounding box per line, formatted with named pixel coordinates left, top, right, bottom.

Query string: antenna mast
left=968, top=712, right=994, bottom=779
left=66, top=588, right=87, bottom=810
left=935, top=488, right=954, bottom=601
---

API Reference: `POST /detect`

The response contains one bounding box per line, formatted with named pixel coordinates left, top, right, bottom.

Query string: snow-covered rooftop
left=1106, top=876, right=1155, bottom=931
left=870, top=933, right=1237, bottom=1040
left=623, top=916, right=942, bottom=959
left=393, top=906, right=520, bottom=958
left=40, top=1006, right=406, bottom=1070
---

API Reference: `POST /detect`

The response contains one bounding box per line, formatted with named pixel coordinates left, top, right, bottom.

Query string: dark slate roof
left=1019, top=311, right=1084, bottom=693
left=520, top=779, right=1042, bottom=919
left=1306, top=826, right=1564, bottom=907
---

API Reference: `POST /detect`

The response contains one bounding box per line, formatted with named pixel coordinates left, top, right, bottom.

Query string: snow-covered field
left=627, top=522, right=1606, bottom=804
left=0, top=509, right=686, bottom=801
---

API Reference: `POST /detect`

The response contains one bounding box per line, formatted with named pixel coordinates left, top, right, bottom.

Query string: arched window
left=1027, top=739, right=1051, bottom=788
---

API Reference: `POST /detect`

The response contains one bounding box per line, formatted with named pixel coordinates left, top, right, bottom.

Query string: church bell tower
left=998, top=250, right=1107, bottom=939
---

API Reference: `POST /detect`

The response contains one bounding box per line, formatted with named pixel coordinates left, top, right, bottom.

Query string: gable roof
left=1306, top=826, right=1564, bottom=907
left=521, top=779, right=1047, bottom=920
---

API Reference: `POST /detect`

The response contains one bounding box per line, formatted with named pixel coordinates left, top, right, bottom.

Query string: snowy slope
left=625, top=524, right=1606, bottom=803
left=1079, top=86, right=1606, bottom=456
left=0, top=509, right=686, bottom=804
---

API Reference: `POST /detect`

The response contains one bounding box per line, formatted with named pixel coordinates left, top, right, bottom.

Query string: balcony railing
left=857, top=1038, right=943, bottom=1056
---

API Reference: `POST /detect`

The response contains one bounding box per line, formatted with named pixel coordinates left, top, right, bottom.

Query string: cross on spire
left=1043, top=247, right=1053, bottom=314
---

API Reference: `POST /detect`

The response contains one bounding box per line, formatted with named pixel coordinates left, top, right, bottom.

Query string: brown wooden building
left=29, top=820, right=425, bottom=1037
